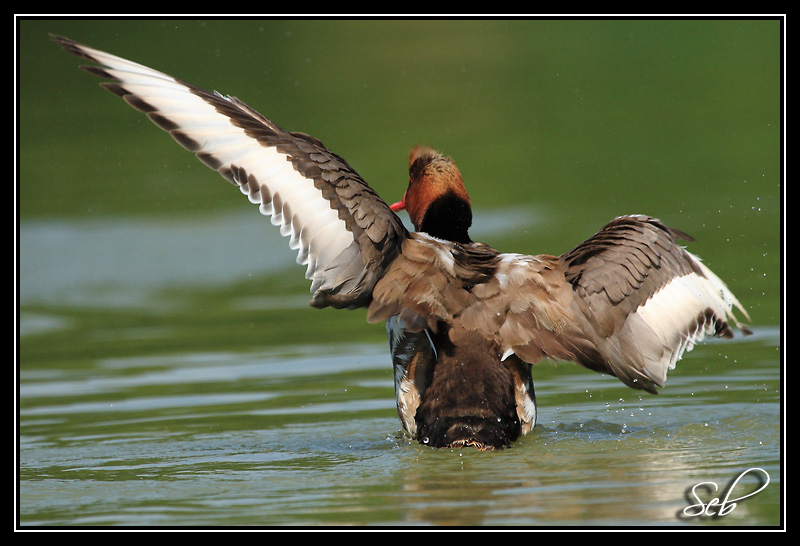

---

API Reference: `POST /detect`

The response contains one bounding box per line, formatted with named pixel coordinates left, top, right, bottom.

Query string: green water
left=18, top=18, right=781, bottom=527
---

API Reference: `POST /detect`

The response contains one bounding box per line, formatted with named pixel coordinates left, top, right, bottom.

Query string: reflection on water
left=19, top=324, right=780, bottom=526
left=19, top=209, right=780, bottom=526
left=18, top=208, right=780, bottom=527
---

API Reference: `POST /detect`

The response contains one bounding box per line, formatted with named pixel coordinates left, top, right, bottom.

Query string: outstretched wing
left=53, top=35, right=407, bottom=309
left=554, top=215, right=751, bottom=391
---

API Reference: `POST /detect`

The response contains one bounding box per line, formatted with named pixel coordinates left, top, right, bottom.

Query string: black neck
left=418, top=193, right=472, bottom=244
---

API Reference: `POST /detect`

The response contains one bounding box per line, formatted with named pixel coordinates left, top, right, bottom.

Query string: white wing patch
left=69, top=40, right=355, bottom=291
left=634, top=251, right=750, bottom=383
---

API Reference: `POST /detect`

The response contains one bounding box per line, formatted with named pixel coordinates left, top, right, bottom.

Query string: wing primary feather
left=53, top=34, right=408, bottom=310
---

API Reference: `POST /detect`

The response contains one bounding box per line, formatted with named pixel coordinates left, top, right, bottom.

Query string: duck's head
left=390, top=146, right=473, bottom=244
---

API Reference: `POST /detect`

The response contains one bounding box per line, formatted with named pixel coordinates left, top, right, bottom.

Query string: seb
left=683, top=467, right=770, bottom=518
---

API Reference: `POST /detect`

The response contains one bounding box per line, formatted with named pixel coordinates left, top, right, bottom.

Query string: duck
left=52, top=35, right=751, bottom=451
